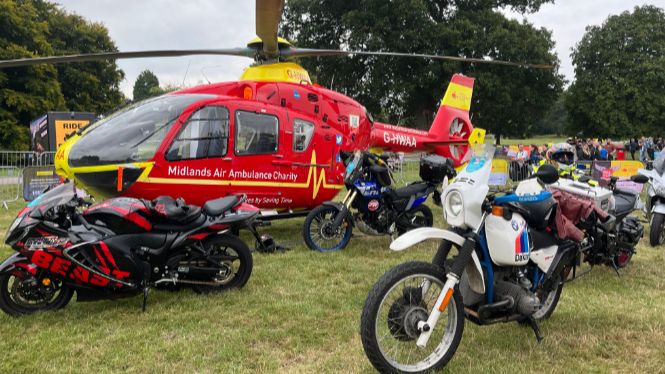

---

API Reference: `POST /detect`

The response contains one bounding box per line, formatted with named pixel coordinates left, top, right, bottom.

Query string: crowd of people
left=504, top=137, right=664, bottom=163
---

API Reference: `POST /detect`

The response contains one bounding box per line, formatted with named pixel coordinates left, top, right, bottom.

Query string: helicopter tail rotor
left=428, top=75, right=475, bottom=163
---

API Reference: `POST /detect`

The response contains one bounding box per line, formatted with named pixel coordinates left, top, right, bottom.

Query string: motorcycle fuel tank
left=485, top=212, right=530, bottom=266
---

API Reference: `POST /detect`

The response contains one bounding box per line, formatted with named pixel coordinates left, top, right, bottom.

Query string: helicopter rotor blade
left=283, top=47, right=555, bottom=69
left=0, top=48, right=256, bottom=69
left=256, top=0, right=284, bottom=57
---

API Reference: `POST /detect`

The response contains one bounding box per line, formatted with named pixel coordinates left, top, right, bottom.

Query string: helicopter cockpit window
left=293, top=119, right=314, bottom=152
left=166, top=106, right=229, bottom=161
left=235, top=111, right=279, bottom=155
left=68, top=94, right=215, bottom=167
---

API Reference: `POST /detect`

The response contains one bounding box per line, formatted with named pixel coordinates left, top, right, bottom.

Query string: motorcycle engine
left=355, top=203, right=393, bottom=235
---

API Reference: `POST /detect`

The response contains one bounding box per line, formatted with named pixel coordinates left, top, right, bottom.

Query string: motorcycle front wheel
left=192, top=235, right=253, bottom=293
left=302, top=205, right=353, bottom=252
left=360, top=261, right=464, bottom=373
left=0, top=267, right=73, bottom=317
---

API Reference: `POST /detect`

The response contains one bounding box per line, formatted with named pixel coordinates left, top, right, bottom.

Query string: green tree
left=566, top=6, right=665, bottom=138
left=533, top=96, right=567, bottom=136
left=282, top=0, right=563, bottom=143
left=133, top=70, right=161, bottom=102
left=0, top=0, right=125, bottom=150
left=34, top=2, right=126, bottom=114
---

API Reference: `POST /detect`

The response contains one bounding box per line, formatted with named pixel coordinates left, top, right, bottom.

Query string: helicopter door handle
left=222, top=157, right=232, bottom=161
left=272, top=159, right=292, bottom=166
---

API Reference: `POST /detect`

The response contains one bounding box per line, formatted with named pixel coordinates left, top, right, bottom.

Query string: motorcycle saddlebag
left=420, top=154, right=453, bottom=184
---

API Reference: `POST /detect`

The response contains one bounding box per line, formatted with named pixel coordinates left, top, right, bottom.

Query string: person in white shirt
left=516, top=144, right=529, bottom=161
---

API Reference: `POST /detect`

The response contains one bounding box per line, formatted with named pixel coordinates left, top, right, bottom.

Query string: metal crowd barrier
left=0, top=151, right=55, bottom=208
left=393, top=156, right=644, bottom=189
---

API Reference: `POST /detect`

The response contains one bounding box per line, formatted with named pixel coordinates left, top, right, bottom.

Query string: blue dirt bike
left=302, top=151, right=455, bottom=251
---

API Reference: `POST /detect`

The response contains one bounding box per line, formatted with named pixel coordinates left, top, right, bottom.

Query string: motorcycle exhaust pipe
left=177, top=265, right=224, bottom=280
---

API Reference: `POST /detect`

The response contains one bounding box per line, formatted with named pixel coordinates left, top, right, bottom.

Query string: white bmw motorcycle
left=360, top=145, right=577, bottom=373
left=638, top=155, right=665, bottom=246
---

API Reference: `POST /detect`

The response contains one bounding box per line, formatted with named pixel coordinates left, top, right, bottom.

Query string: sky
left=55, top=0, right=664, bottom=98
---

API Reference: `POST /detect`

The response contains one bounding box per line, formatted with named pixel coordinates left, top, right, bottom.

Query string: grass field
left=1, top=193, right=665, bottom=373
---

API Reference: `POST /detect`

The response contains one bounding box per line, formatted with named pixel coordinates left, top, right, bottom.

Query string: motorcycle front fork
left=331, top=190, right=358, bottom=229
left=415, top=214, right=486, bottom=347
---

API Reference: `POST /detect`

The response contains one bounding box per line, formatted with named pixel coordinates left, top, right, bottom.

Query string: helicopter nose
left=54, top=134, right=77, bottom=181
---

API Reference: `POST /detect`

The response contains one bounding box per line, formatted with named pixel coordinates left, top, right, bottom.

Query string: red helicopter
left=0, top=0, right=550, bottom=216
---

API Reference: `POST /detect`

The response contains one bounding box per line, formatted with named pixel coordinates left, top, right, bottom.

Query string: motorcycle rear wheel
left=192, top=235, right=253, bottom=293
left=530, top=274, right=563, bottom=322
left=612, top=248, right=634, bottom=268
left=360, top=261, right=464, bottom=373
left=397, top=205, right=434, bottom=235
left=0, top=268, right=73, bottom=317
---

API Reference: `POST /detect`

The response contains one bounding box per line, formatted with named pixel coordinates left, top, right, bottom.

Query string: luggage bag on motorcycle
left=420, top=154, right=454, bottom=183
left=550, top=179, right=613, bottom=212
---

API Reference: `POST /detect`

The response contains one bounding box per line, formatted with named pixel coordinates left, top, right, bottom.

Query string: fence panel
left=0, top=151, right=55, bottom=208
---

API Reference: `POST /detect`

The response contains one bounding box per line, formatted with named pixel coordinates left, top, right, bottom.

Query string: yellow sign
left=611, top=160, right=644, bottom=177
left=491, top=159, right=508, bottom=173
left=54, top=120, right=89, bottom=149
left=468, top=128, right=486, bottom=145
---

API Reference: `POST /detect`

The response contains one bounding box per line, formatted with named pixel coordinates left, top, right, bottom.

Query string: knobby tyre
left=360, top=261, right=464, bottom=373
left=302, top=204, right=353, bottom=251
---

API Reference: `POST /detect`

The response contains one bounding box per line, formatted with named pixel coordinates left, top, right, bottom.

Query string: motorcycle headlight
left=447, top=191, right=463, bottom=217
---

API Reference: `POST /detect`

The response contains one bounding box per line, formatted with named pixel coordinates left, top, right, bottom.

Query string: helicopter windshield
left=68, top=94, right=215, bottom=167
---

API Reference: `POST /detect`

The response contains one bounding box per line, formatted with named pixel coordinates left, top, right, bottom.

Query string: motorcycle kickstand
left=141, top=281, right=149, bottom=313
left=527, top=316, right=543, bottom=343
left=611, top=262, right=621, bottom=278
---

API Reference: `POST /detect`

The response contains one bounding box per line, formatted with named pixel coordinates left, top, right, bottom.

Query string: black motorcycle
left=574, top=174, right=649, bottom=270
left=1, top=182, right=255, bottom=316
left=302, top=152, right=455, bottom=251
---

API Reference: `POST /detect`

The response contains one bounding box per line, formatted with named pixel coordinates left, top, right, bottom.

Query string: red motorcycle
left=1, top=182, right=256, bottom=316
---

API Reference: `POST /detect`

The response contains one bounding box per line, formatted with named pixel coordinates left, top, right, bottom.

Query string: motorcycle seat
left=392, top=182, right=430, bottom=199
left=153, top=215, right=207, bottom=232
left=203, top=195, right=239, bottom=217
left=614, top=192, right=637, bottom=216
left=151, top=196, right=202, bottom=224
left=514, top=198, right=557, bottom=231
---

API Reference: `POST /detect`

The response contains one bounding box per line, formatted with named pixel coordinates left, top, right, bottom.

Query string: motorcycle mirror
left=532, top=164, right=559, bottom=184
left=630, top=174, right=649, bottom=184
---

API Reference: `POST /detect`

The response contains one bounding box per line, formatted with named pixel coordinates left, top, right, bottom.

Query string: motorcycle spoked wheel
left=360, top=261, right=464, bottom=373
left=529, top=274, right=564, bottom=322
left=0, top=267, right=73, bottom=317
left=191, top=235, right=253, bottom=294
left=397, top=205, right=434, bottom=235
left=302, top=205, right=353, bottom=252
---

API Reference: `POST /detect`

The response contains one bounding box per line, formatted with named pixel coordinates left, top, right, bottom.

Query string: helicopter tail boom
left=369, top=74, right=477, bottom=166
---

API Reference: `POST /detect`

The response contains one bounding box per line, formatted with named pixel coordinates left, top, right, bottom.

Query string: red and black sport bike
left=1, top=182, right=255, bottom=316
